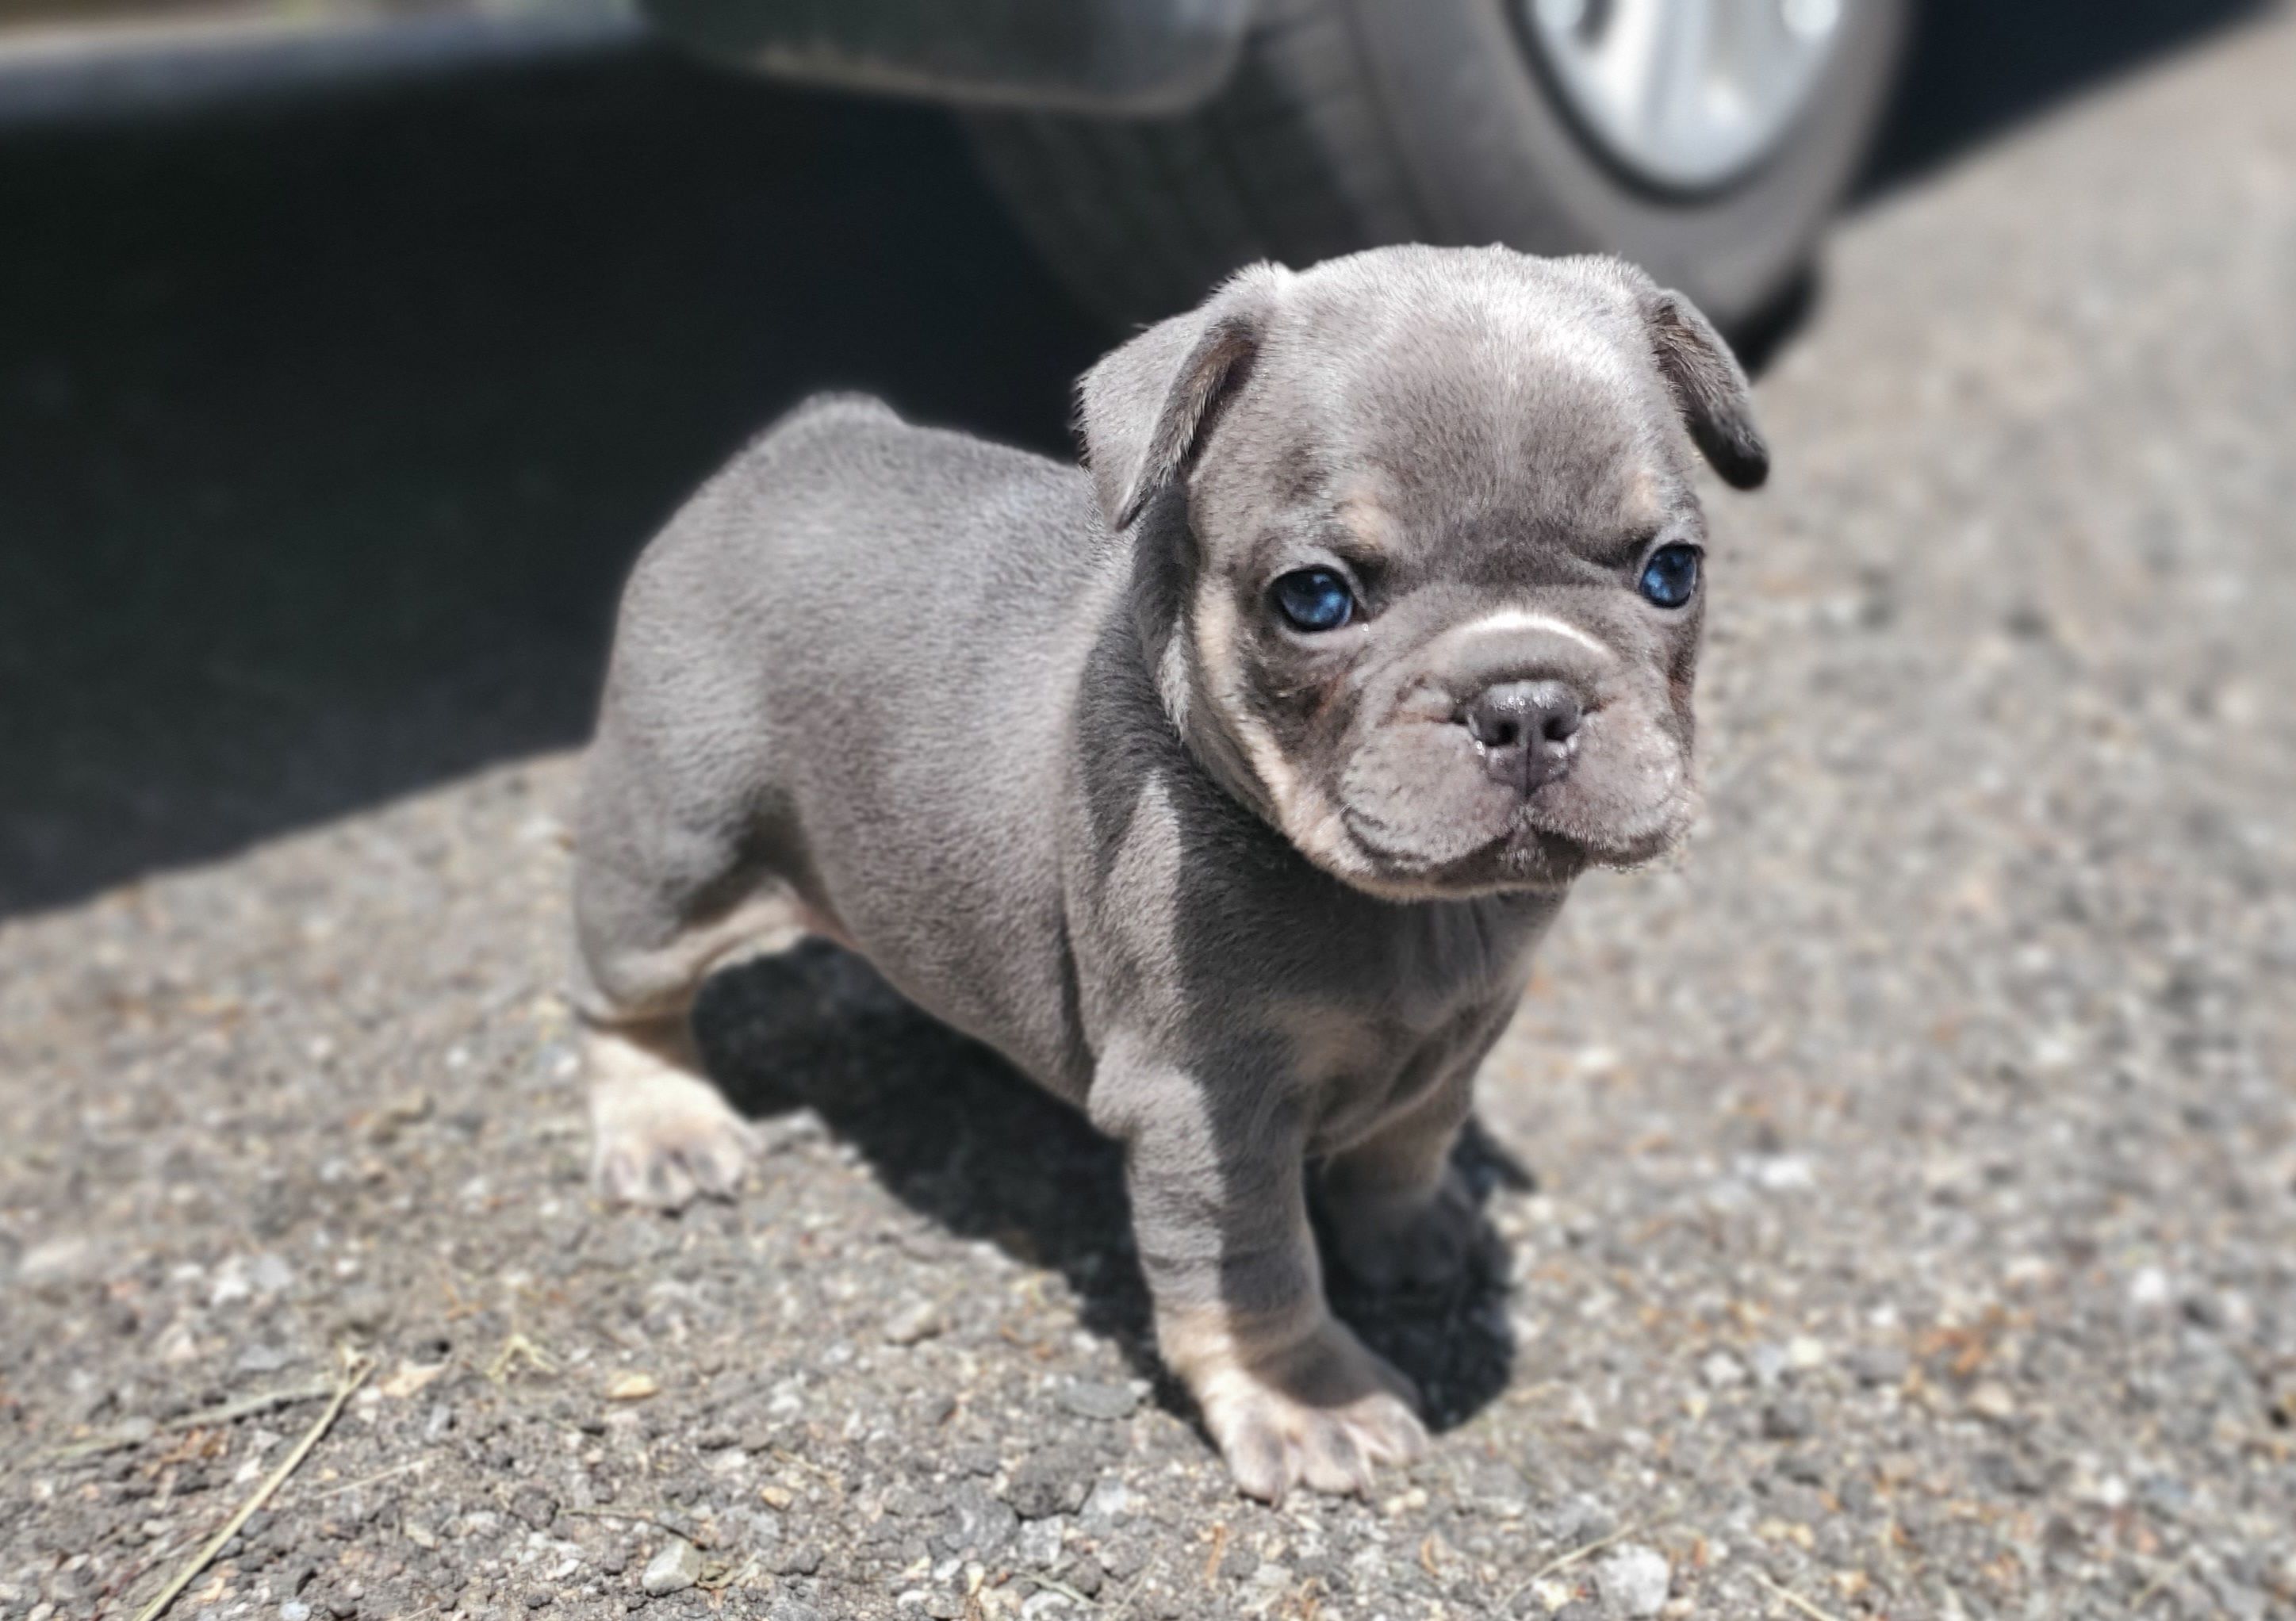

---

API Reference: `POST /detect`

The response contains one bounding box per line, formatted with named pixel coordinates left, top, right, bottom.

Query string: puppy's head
left=1080, top=246, right=1766, bottom=899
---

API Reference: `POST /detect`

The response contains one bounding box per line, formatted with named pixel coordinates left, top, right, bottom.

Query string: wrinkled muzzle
left=1327, top=619, right=1699, bottom=894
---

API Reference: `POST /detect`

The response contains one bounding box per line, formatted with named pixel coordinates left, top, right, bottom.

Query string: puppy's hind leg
left=1317, top=1073, right=1479, bottom=1293
left=1317, top=1016, right=1512, bottom=1293
left=569, top=734, right=814, bottom=1212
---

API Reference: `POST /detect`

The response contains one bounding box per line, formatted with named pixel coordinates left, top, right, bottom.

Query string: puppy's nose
left=1463, top=680, right=1582, bottom=793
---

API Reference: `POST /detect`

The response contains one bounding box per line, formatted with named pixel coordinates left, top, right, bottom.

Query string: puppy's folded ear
left=1645, top=286, right=1769, bottom=489
left=1595, top=260, right=1769, bottom=490
left=1078, top=263, right=1288, bottom=531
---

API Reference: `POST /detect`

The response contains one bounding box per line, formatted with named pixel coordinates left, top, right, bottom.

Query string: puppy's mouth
left=1337, top=806, right=1600, bottom=896
left=1327, top=715, right=1696, bottom=896
left=1510, top=775, right=1696, bottom=872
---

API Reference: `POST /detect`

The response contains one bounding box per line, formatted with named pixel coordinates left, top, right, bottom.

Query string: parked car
left=653, top=0, right=1911, bottom=334
left=0, top=0, right=1910, bottom=333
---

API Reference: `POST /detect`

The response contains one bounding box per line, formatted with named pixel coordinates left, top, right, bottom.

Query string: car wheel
left=965, top=0, right=1908, bottom=335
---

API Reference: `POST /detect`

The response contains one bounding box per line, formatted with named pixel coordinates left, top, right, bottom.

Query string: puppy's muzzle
left=1461, top=679, right=1583, bottom=794
left=1430, top=614, right=1609, bottom=797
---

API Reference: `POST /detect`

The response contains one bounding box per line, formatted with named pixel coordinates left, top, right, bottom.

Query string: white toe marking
left=585, top=1028, right=755, bottom=1206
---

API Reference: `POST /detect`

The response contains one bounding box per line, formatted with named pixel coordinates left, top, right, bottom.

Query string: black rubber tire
left=965, top=0, right=1908, bottom=335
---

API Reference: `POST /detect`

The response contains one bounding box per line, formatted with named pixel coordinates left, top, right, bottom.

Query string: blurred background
left=0, top=0, right=2269, bottom=917
left=5, top=4, right=2295, bottom=1619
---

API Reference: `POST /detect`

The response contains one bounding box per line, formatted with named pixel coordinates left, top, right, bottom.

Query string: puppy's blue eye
left=1639, top=543, right=1702, bottom=608
left=1271, top=568, right=1355, bottom=632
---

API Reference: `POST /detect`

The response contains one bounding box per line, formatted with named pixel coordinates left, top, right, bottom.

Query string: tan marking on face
left=1190, top=583, right=1365, bottom=875
left=1618, top=466, right=1668, bottom=532
left=1332, top=479, right=1396, bottom=556
left=1189, top=576, right=1566, bottom=902
left=1155, top=623, right=1194, bottom=731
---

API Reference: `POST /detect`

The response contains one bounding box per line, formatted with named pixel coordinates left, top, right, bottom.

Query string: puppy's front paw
left=585, top=1029, right=759, bottom=1211
left=1324, top=1165, right=1483, bottom=1292
left=1176, top=1315, right=1428, bottom=1503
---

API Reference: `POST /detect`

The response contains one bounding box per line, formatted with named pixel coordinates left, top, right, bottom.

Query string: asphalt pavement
left=4, top=6, right=2294, bottom=1619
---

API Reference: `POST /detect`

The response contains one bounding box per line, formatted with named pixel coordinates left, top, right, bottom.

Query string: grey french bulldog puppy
left=565, top=245, right=1766, bottom=1502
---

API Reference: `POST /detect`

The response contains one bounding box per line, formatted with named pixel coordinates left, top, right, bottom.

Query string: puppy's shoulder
left=721, top=392, right=905, bottom=476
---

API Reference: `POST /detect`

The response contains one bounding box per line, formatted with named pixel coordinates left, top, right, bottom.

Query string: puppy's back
left=588, top=394, right=1119, bottom=1086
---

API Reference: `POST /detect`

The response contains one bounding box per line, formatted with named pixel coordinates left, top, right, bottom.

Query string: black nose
left=1463, top=680, right=1583, bottom=793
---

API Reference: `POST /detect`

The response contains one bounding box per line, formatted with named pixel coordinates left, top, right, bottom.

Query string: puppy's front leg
left=1102, top=1048, right=1427, bottom=1502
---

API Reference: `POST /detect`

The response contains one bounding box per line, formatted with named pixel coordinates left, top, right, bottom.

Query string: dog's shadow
left=694, top=940, right=1527, bottom=1434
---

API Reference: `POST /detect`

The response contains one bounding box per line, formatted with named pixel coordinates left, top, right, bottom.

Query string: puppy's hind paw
left=585, top=1029, right=760, bottom=1212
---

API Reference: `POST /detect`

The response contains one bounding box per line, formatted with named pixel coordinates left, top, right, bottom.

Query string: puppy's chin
left=1401, top=824, right=1590, bottom=899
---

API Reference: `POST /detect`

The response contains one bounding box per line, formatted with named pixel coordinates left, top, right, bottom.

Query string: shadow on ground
left=0, top=54, right=1103, bottom=916
left=694, top=941, right=1528, bottom=1434
left=0, top=0, right=2268, bottom=918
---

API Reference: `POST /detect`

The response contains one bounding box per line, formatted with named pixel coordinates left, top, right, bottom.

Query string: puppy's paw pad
left=1197, top=1322, right=1428, bottom=1504
left=587, top=1052, right=759, bottom=1213
left=1327, top=1167, right=1484, bottom=1292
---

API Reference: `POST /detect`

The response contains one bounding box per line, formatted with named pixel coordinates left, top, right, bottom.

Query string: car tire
left=964, top=0, right=1908, bottom=335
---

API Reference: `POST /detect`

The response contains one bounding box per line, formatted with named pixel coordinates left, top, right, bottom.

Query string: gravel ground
left=6, top=10, right=2296, bottom=1619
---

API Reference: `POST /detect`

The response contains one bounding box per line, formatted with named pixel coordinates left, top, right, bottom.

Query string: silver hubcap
left=1522, top=0, right=1849, bottom=193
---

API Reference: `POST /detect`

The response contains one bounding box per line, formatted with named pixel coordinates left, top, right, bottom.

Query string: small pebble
left=1750, top=1343, right=1790, bottom=1387
left=1763, top=1398, right=1815, bottom=1441
left=1078, top=1477, right=1134, bottom=1528
left=1010, top=1444, right=1094, bottom=1519
left=1594, top=1543, right=1671, bottom=1618
left=1846, top=1347, right=1908, bottom=1387
left=1777, top=1450, right=1826, bottom=1486
left=641, top=1540, right=703, bottom=1597
left=884, top=1300, right=945, bottom=1345
left=1018, top=1516, right=1065, bottom=1567
left=1968, top=1382, right=2016, bottom=1422
left=773, top=1545, right=824, bottom=1577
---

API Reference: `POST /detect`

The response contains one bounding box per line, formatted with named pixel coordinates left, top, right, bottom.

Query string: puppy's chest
left=1276, top=937, right=1534, bottom=1154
